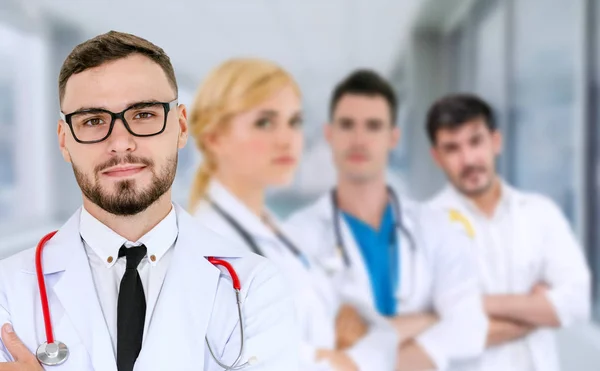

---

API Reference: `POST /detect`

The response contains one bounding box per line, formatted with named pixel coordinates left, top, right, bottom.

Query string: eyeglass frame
left=59, top=98, right=179, bottom=144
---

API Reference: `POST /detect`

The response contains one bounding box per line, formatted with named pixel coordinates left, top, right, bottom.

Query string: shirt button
left=107, top=256, right=114, bottom=264
left=150, top=255, right=157, bottom=262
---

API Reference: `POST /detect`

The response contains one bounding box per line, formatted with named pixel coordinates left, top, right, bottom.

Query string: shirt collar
left=80, top=204, right=178, bottom=268
left=206, top=180, right=277, bottom=241
left=449, top=178, right=513, bottom=219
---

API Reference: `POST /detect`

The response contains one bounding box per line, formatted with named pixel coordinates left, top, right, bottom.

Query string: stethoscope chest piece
left=36, top=341, right=69, bottom=366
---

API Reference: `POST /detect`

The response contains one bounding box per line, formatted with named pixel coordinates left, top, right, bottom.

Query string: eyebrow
left=71, top=99, right=166, bottom=114
left=257, top=109, right=279, bottom=117
left=257, top=109, right=303, bottom=119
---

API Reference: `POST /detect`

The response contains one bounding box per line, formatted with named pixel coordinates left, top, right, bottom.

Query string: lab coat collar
left=206, top=179, right=278, bottom=241
left=24, top=203, right=245, bottom=275
left=312, top=185, right=417, bottom=231
left=79, top=205, right=178, bottom=268
left=435, top=179, right=522, bottom=215
left=23, top=208, right=83, bottom=275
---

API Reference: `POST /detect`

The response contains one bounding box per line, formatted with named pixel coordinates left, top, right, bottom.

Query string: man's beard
left=73, top=153, right=177, bottom=216
left=455, top=164, right=493, bottom=197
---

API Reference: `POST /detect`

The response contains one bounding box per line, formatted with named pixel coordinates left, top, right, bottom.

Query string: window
left=589, top=0, right=600, bottom=321
left=0, top=24, right=51, bottom=227
left=0, top=51, right=16, bottom=222
left=0, top=22, right=54, bottom=257
left=444, top=25, right=471, bottom=92
left=472, top=0, right=509, bottom=174
left=511, top=0, right=579, bottom=223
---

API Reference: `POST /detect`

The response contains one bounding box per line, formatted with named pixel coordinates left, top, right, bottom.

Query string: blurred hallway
left=2, top=0, right=600, bottom=368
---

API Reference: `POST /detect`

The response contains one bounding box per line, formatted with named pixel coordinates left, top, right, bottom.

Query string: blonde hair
left=188, top=58, right=300, bottom=211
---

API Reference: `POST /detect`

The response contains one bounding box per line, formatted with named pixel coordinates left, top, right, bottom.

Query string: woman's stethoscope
left=34, top=231, right=255, bottom=370
left=208, top=198, right=311, bottom=270
left=330, top=185, right=418, bottom=304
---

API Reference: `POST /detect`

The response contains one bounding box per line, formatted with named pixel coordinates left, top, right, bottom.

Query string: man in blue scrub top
left=287, top=70, right=487, bottom=370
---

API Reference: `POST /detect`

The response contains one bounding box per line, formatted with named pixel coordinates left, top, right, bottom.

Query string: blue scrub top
left=343, top=204, right=399, bottom=316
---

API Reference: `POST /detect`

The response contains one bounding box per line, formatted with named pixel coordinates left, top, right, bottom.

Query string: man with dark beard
left=426, top=93, right=590, bottom=371
left=0, top=31, right=298, bottom=371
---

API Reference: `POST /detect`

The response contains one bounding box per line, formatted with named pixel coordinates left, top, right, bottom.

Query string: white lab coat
left=427, top=183, right=591, bottom=371
left=0, top=204, right=300, bottom=371
left=193, top=181, right=399, bottom=371
left=286, top=189, right=488, bottom=370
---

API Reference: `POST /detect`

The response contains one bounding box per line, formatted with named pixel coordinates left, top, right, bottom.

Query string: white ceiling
left=29, top=0, right=421, bottom=98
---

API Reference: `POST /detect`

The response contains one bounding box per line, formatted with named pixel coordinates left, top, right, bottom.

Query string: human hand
left=0, top=324, right=43, bottom=371
left=335, top=304, right=368, bottom=350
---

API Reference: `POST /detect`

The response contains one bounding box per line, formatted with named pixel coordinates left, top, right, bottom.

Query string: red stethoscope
left=35, top=231, right=256, bottom=369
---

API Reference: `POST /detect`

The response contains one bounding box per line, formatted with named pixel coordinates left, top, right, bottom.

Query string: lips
left=273, top=156, right=296, bottom=165
left=347, top=153, right=368, bottom=162
left=101, top=165, right=146, bottom=177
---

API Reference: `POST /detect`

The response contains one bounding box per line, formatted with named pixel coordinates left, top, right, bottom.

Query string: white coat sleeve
left=538, top=198, right=591, bottom=326
left=0, top=267, right=13, bottom=362
left=345, top=307, right=399, bottom=370
left=415, top=216, right=487, bottom=370
left=218, top=260, right=301, bottom=371
left=298, top=343, right=336, bottom=371
left=0, top=309, right=11, bottom=362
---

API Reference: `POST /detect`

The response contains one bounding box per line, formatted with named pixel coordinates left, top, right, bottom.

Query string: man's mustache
left=95, top=154, right=154, bottom=173
left=460, top=165, right=486, bottom=179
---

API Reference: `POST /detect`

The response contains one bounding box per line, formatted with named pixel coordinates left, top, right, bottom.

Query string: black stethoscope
left=34, top=231, right=256, bottom=369
left=208, top=198, right=311, bottom=270
left=330, top=186, right=417, bottom=303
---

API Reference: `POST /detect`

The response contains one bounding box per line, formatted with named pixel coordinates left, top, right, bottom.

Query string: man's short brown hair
left=58, top=30, right=178, bottom=104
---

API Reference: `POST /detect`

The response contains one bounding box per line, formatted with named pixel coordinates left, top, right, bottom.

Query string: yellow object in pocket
left=448, top=209, right=475, bottom=239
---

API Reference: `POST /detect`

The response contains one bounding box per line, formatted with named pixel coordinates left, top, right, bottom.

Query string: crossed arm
left=382, top=284, right=560, bottom=370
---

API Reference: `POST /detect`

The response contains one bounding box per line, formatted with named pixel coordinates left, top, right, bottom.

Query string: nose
left=106, top=118, right=136, bottom=153
left=459, top=146, right=478, bottom=166
left=349, top=125, right=368, bottom=147
left=275, top=123, right=300, bottom=147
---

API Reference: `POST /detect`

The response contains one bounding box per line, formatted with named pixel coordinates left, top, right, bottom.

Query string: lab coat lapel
left=396, top=200, right=416, bottom=307
left=315, top=194, right=377, bottom=310
left=136, top=205, right=222, bottom=369
left=340, top=217, right=374, bottom=301
left=505, top=188, right=532, bottom=292
left=432, top=186, right=495, bottom=292
left=49, top=209, right=117, bottom=371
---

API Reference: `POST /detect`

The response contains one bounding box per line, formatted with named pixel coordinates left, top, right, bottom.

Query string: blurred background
left=1, top=0, right=600, bottom=368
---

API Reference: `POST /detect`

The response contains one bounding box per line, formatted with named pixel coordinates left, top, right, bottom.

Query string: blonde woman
left=188, top=58, right=397, bottom=371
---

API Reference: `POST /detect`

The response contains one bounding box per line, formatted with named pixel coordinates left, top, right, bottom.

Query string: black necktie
left=117, top=245, right=147, bottom=371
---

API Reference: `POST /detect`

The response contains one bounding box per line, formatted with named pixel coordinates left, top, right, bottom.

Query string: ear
left=390, top=126, right=401, bottom=149
left=57, top=120, right=72, bottom=163
left=492, top=130, right=503, bottom=155
left=177, top=104, right=189, bottom=150
left=324, top=123, right=332, bottom=144
left=430, top=146, right=443, bottom=168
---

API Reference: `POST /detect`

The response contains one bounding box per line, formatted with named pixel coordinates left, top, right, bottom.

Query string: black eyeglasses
left=60, top=98, right=178, bottom=144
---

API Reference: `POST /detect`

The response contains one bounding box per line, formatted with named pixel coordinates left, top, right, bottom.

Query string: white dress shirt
left=79, top=205, right=178, bottom=355
left=456, top=186, right=535, bottom=371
